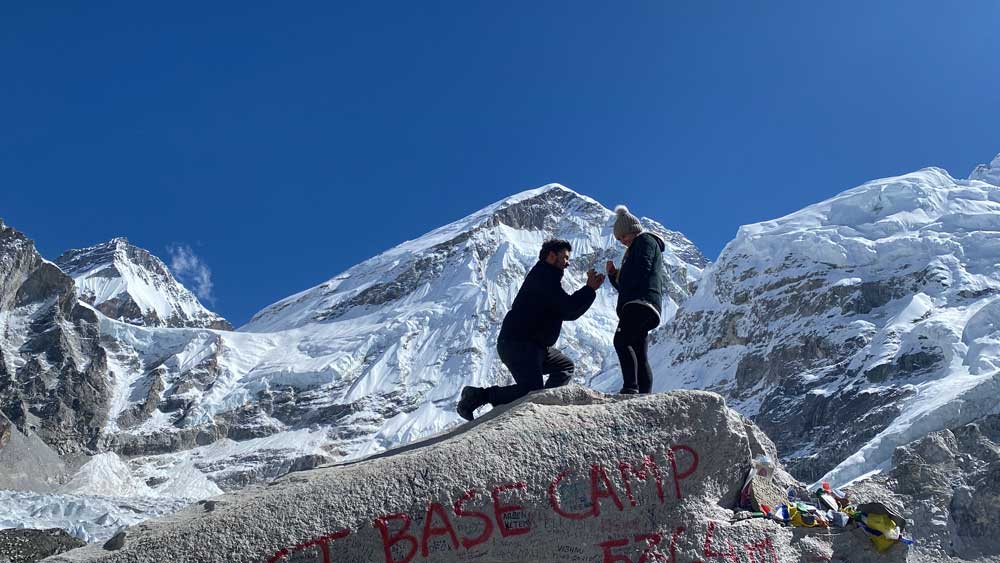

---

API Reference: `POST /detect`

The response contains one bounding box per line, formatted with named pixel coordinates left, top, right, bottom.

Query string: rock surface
left=846, top=413, right=1000, bottom=562
left=0, top=528, right=84, bottom=563
left=40, top=387, right=932, bottom=563
left=0, top=411, right=67, bottom=491
left=0, top=221, right=112, bottom=456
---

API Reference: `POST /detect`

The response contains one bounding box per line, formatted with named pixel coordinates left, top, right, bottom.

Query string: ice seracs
left=969, top=152, right=1000, bottom=186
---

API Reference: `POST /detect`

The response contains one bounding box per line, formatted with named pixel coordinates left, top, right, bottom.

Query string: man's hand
left=586, top=268, right=605, bottom=289
left=605, top=260, right=617, bottom=277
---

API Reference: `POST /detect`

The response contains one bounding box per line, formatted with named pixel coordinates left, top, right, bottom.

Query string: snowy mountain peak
left=55, top=239, right=231, bottom=330
left=500, top=183, right=599, bottom=207
left=243, top=184, right=705, bottom=332
left=969, top=152, right=1000, bottom=186
left=37, top=183, right=706, bottom=504
left=737, top=166, right=977, bottom=243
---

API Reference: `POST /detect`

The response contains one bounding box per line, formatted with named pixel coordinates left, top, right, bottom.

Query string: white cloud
left=167, top=244, right=216, bottom=305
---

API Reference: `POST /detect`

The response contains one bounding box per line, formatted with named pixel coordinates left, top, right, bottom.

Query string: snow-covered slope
left=624, top=165, right=1000, bottom=487
left=56, top=239, right=231, bottom=330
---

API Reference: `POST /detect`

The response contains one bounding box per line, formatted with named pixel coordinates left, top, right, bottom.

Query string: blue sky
left=3, top=1, right=998, bottom=325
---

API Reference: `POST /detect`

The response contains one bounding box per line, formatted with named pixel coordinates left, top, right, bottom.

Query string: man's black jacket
left=498, top=260, right=597, bottom=347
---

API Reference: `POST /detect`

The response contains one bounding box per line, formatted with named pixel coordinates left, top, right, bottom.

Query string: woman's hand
left=605, top=260, right=617, bottom=276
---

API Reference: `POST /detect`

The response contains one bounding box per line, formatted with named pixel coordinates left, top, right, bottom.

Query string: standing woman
left=605, top=205, right=666, bottom=394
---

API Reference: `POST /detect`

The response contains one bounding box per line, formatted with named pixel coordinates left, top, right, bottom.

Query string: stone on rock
left=101, top=533, right=125, bottom=552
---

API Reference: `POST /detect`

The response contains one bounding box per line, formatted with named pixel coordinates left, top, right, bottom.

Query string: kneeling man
left=457, top=239, right=604, bottom=420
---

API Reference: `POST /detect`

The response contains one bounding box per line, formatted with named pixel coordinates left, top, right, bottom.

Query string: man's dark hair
left=539, top=239, right=572, bottom=261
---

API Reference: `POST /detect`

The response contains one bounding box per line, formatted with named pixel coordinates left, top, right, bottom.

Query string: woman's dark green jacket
left=609, top=232, right=666, bottom=322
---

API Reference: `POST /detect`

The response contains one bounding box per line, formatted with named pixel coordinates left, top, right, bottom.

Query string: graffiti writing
left=266, top=444, right=705, bottom=563
left=598, top=523, right=779, bottom=563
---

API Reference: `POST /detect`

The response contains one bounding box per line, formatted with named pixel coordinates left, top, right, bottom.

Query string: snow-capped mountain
left=617, top=164, right=1000, bottom=488
left=55, top=238, right=231, bottom=330
left=37, top=185, right=704, bottom=498
left=244, top=185, right=704, bottom=332
left=0, top=186, right=696, bottom=540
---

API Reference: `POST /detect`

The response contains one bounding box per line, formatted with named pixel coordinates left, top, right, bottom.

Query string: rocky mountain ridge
left=0, top=221, right=111, bottom=457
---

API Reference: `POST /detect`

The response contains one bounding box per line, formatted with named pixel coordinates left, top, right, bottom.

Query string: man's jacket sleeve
left=548, top=284, right=597, bottom=321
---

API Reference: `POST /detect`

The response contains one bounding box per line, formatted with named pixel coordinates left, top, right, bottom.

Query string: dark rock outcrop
left=0, top=528, right=84, bottom=563
left=0, top=222, right=112, bottom=456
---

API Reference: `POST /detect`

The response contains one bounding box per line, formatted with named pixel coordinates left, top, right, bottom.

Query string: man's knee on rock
left=548, top=368, right=573, bottom=387
left=522, top=380, right=546, bottom=391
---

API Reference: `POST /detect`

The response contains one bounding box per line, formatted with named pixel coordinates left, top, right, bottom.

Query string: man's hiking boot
left=618, top=387, right=639, bottom=395
left=457, top=386, right=486, bottom=421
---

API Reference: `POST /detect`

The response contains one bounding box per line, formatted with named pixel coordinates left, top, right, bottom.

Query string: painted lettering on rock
left=703, top=521, right=739, bottom=563
left=597, top=525, right=779, bottom=563
left=590, top=464, right=625, bottom=516
left=266, top=529, right=350, bottom=563
left=420, top=503, right=460, bottom=557
left=596, top=527, right=684, bottom=563
left=550, top=445, right=700, bottom=522
left=452, top=489, right=493, bottom=549
left=668, top=446, right=699, bottom=501
left=492, top=482, right=531, bottom=538
left=744, top=535, right=780, bottom=563
left=374, top=513, right=419, bottom=563
left=619, top=455, right=664, bottom=507
left=268, top=443, right=706, bottom=562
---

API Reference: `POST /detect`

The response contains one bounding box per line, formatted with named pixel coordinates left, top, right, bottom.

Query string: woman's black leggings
left=613, top=303, right=660, bottom=393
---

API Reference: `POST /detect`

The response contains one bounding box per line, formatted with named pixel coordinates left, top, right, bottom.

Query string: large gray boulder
left=43, top=387, right=916, bottom=563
